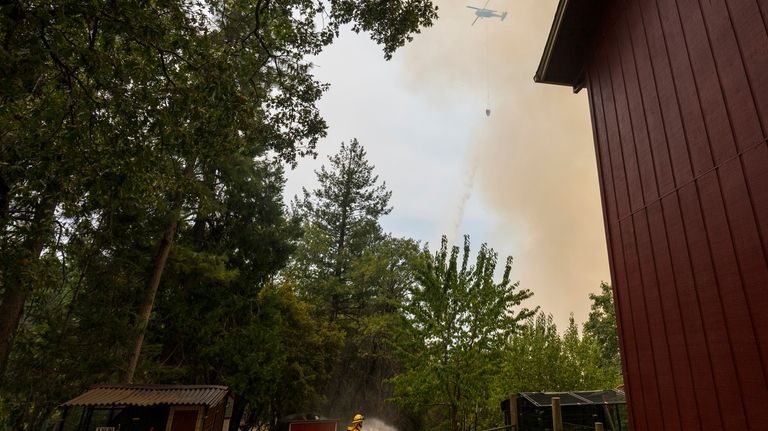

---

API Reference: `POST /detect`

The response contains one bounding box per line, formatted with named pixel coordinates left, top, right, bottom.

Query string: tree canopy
left=284, top=140, right=419, bottom=426
left=390, top=236, right=535, bottom=431
left=583, top=282, right=622, bottom=377
left=502, top=312, right=622, bottom=395
left=290, top=138, right=392, bottom=320
left=0, top=1, right=437, bottom=428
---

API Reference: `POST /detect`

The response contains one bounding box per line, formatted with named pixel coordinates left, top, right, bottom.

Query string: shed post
left=551, top=397, right=563, bottom=431
left=507, top=394, right=518, bottom=430
left=602, top=404, right=616, bottom=430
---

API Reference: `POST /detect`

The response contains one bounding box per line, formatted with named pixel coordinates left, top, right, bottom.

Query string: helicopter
left=467, top=0, right=507, bottom=25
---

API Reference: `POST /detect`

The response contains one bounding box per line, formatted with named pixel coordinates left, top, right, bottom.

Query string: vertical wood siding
left=585, top=0, right=768, bottom=429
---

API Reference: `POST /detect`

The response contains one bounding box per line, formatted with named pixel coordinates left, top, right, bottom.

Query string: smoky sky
left=401, top=0, right=611, bottom=327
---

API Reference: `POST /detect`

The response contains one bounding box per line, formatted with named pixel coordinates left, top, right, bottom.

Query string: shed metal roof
left=520, top=390, right=625, bottom=407
left=61, top=384, right=230, bottom=408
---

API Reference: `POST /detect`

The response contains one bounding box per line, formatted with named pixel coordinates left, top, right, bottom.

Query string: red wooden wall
left=584, top=0, right=768, bottom=429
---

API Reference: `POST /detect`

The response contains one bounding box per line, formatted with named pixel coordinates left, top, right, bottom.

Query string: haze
left=285, top=0, right=609, bottom=328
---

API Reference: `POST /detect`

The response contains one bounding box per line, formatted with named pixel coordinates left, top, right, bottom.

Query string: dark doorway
left=169, top=410, right=199, bottom=431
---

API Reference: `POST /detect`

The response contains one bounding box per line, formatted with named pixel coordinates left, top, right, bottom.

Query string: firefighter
left=346, top=413, right=364, bottom=431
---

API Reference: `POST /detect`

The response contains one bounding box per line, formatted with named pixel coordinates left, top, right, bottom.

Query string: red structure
left=536, top=1, right=768, bottom=429
left=60, top=384, right=232, bottom=431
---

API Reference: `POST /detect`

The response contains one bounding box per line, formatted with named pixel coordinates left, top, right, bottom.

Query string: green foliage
left=0, top=5, right=628, bottom=431
left=290, top=139, right=393, bottom=319
left=199, top=282, right=343, bottom=430
left=0, top=239, right=142, bottom=430
left=390, top=236, right=535, bottom=431
left=285, top=140, right=416, bottom=425
left=502, top=312, right=621, bottom=395
left=0, top=0, right=438, bottom=428
left=142, top=158, right=342, bottom=430
left=323, top=236, right=421, bottom=423
left=583, top=282, right=621, bottom=375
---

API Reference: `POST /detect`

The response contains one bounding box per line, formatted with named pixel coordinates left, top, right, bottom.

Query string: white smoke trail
left=448, top=139, right=481, bottom=244
left=363, top=418, right=399, bottom=431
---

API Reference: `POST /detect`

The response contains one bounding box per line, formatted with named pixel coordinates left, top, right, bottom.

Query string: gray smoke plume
left=401, top=0, right=610, bottom=326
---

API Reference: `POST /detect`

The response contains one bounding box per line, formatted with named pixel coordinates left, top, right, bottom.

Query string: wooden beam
left=551, top=397, right=563, bottom=431
left=508, top=394, right=518, bottom=429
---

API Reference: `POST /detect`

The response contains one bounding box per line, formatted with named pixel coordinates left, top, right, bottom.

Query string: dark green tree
left=322, top=236, right=421, bottom=425
left=287, top=140, right=423, bottom=426
left=390, top=236, right=535, bottom=431
left=144, top=157, right=341, bottom=431
left=0, top=0, right=438, bottom=427
left=0, top=0, right=438, bottom=383
left=291, top=138, right=393, bottom=320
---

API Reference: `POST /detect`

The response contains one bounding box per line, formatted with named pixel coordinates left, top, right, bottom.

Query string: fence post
left=551, top=397, right=563, bottom=431
left=508, top=394, right=518, bottom=431
left=595, top=422, right=604, bottom=431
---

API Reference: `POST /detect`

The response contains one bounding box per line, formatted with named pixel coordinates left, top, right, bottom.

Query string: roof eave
left=534, top=0, right=571, bottom=85
left=534, top=0, right=601, bottom=92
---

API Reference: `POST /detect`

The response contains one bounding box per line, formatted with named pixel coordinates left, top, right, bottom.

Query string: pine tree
left=287, top=141, right=425, bottom=426
left=291, top=139, right=392, bottom=320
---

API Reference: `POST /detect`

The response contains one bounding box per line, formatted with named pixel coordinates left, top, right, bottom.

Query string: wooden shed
left=535, top=0, right=768, bottom=429
left=59, top=384, right=232, bottom=431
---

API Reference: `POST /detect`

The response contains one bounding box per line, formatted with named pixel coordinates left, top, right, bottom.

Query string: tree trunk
left=229, top=396, right=247, bottom=431
left=0, top=195, right=56, bottom=378
left=451, top=382, right=462, bottom=431
left=123, top=214, right=179, bottom=383
left=0, top=175, right=10, bottom=229
left=123, top=162, right=194, bottom=383
left=330, top=160, right=354, bottom=320
left=0, top=281, right=26, bottom=376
